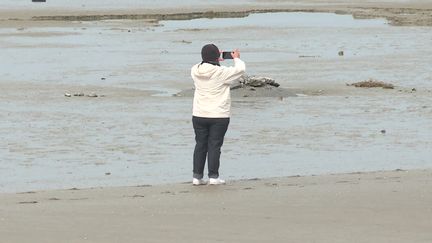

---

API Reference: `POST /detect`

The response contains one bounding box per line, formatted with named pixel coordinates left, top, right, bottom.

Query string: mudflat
left=1, top=0, right=431, bottom=190
left=1, top=0, right=432, bottom=27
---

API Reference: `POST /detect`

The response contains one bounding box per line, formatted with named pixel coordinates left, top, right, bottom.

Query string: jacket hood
left=191, top=62, right=219, bottom=80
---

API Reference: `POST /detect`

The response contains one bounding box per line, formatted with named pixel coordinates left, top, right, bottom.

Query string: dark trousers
left=192, top=116, right=230, bottom=179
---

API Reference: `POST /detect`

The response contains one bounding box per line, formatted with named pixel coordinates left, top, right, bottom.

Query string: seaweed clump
left=347, top=79, right=394, bottom=89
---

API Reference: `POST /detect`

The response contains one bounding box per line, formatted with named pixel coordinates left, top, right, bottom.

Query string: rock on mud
left=87, top=93, right=98, bottom=97
left=235, top=75, right=280, bottom=88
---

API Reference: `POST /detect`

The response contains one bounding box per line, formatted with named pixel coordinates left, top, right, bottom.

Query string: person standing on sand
left=190, top=44, right=246, bottom=185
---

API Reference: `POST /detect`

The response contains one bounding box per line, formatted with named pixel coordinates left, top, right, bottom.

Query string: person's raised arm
left=220, top=49, right=246, bottom=84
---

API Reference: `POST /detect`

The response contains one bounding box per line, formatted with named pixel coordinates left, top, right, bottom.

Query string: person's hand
left=231, top=49, right=240, bottom=59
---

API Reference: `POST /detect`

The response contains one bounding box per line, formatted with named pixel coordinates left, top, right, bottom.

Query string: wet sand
left=1, top=79, right=431, bottom=192
left=1, top=169, right=431, bottom=243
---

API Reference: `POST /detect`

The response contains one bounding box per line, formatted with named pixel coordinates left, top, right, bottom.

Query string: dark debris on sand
left=347, top=79, right=395, bottom=89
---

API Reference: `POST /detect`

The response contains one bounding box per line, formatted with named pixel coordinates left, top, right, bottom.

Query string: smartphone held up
left=219, top=49, right=240, bottom=60
left=221, top=51, right=233, bottom=60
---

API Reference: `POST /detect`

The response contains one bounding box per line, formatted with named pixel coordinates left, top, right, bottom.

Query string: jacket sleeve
left=219, top=58, right=246, bottom=85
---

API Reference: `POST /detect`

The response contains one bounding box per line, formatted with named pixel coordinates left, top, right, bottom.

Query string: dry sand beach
left=1, top=0, right=432, bottom=242
left=1, top=170, right=432, bottom=242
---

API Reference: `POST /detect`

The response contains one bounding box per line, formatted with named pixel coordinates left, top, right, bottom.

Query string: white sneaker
left=192, top=178, right=207, bottom=186
left=209, top=178, right=226, bottom=185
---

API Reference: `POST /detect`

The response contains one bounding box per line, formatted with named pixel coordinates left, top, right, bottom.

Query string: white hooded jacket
left=191, top=58, right=246, bottom=118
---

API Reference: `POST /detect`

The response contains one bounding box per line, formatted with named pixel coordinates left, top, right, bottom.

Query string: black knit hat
left=201, top=44, right=220, bottom=62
